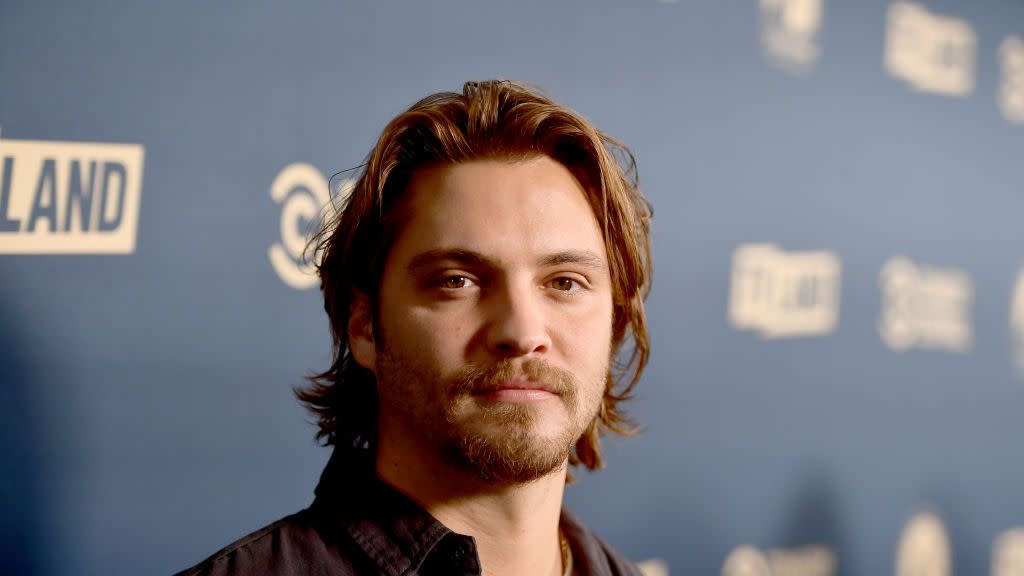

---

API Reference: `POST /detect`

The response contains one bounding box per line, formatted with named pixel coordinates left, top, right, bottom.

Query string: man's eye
left=550, top=277, right=578, bottom=292
left=441, top=276, right=471, bottom=289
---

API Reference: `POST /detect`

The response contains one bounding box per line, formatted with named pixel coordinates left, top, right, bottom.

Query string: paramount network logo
left=268, top=162, right=354, bottom=290
left=0, top=136, right=145, bottom=254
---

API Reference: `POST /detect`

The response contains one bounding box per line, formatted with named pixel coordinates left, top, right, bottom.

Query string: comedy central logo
left=0, top=135, right=144, bottom=254
left=268, top=162, right=354, bottom=290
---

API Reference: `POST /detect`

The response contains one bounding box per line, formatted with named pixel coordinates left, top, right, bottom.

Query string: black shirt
left=176, top=447, right=641, bottom=576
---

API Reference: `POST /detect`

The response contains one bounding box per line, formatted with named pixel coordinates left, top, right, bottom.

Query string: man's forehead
left=391, top=157, right=604, bottom=250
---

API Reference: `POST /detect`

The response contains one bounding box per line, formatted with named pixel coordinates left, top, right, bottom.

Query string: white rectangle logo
left=878, top=257, right=973, bottom=353
left=0, top=138, right=145, bottom=254
left=884, top=2, right=976, bottom=97
left=729, top=243, right=841, bottom=339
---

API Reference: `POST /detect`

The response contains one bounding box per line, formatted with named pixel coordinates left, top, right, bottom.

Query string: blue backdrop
left=2, top=1, right=1024, bottom=575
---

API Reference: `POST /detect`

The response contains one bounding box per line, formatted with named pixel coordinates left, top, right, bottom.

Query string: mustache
left=451, top=358, right=578, bottom=398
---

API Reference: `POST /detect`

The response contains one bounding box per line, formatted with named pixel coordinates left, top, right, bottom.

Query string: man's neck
left=377, top=440, right=567, bottom=576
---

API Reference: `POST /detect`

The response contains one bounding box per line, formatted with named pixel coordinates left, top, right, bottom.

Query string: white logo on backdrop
left=1000, top=36, right=1024, bottom=124
left=885, top=2, right=976, bottom=97
left=1012, top=269, right=1024, bottom=378
left=896, top=512, right=952, bottom=576
left=729, top=243, right=841, bottom=339
left=760, top=0, right=823, bottom=72
left=722, top=545, right=835, bottom=576
left=993, top=528, right=1024, bottom=576
left=268, top=162, right=354, bottom=290
left=879, top=257, right=973, bottom=353
left=636, top=558, right=670, bottom=576
left=723, top=547, right=771, bottom=576
left=0, top=135, right=145, bottom=254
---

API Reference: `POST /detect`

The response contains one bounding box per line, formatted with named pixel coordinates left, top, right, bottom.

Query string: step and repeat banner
left=2, top=1, right=1023, bottom=574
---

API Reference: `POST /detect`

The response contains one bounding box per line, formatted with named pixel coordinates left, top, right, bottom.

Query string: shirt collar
left=311, top=446, right=458, bottom=576
left=311, top=446, right=616, bottom=576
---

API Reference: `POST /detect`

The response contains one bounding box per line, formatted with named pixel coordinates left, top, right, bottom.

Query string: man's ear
left=348, top=291, right=377, bottom=371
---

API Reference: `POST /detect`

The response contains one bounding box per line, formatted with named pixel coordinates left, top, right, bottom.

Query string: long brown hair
left=297, top=80, right=653, bottom=472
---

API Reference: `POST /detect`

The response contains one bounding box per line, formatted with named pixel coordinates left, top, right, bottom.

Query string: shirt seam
left=182, top=514, right=299, bottom=574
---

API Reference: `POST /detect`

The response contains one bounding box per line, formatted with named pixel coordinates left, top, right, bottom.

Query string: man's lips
left=474, top=378, right=557, bottom=394
left=473, top=378, right=559, bottom=401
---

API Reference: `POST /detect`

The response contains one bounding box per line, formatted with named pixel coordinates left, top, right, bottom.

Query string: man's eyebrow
left=538, top=250, right=608, bottom=271
left=407, top=249, right=495, bottom=274
left=406, top=249, right=608, bottom=274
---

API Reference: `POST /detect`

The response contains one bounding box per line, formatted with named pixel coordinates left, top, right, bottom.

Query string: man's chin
left=442, top=421, right=577, bottom=484
left=461, top=407, right=576, bottom=445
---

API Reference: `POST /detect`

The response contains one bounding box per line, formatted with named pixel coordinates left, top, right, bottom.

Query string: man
left=178, top=80, right=653, bottom=576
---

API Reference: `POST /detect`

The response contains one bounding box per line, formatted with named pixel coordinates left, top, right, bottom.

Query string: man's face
left=365, top=156, right=614, bottom=483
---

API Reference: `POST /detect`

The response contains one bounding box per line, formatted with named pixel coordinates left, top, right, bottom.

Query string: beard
left=375, top=340, right=605, bottom=484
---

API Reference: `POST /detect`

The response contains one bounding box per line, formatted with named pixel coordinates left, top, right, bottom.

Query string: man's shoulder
left=561, top=508, right=644, bottom=576
left=173, top=508, right=366, bottom=576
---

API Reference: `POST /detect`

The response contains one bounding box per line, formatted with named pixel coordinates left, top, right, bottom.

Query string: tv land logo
left=760, top=0, right=823, bottom=72
left=0, top=136, right=144, bottom=254
left=268, top=162, right=354, bottom=290
left=729, top=243, right=842, bottom=339
left=878, top=257, right=973, bottom=354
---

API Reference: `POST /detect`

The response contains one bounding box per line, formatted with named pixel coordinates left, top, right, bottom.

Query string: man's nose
left=486, top=281, right=552, bottom=358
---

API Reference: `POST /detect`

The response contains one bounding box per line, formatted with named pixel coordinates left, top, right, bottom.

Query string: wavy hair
left=297, top=80, right=653, bottom=472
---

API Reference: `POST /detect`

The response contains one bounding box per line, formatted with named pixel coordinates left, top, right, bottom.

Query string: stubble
left=376, top=344, right=604, bottom=484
